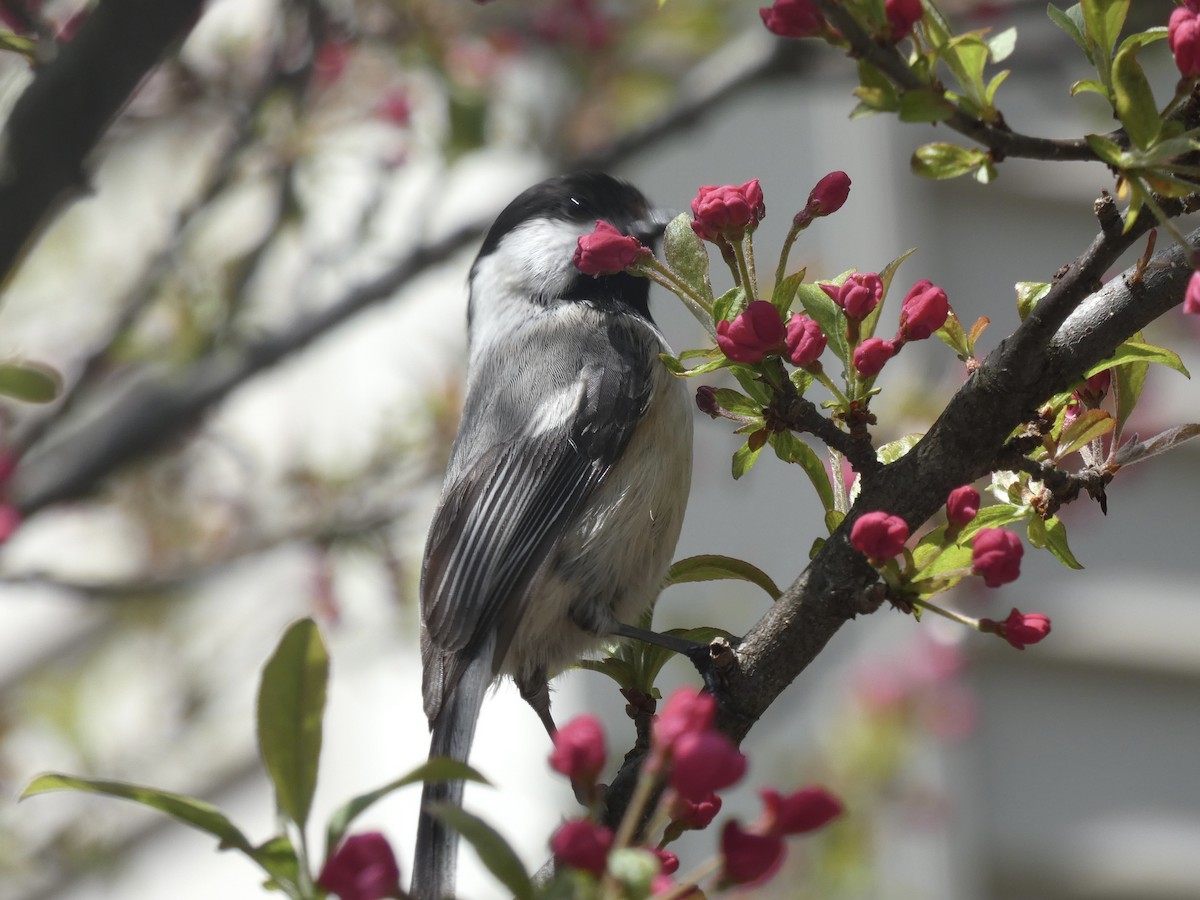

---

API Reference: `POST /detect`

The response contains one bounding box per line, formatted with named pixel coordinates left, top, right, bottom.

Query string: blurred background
left=1, top=1, right=1198, bottom=898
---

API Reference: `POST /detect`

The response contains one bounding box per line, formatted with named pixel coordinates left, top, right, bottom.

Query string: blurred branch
left=0, top=0, right=207, bottom=287
left=10, top=26, right=806, bottom=514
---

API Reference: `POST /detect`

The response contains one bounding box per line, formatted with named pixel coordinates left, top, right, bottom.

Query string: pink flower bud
left=850, top=511, right=909, bottom=560
left=885, top=0, right=923, bottom=41
left=758, top=787, right=843, bottom=836
left=375, top=89, right=411, bottom=126
left=971, top=528, right=1024, bottom=587
left=652, top=848, right=680, bottom=875
left=549, top=714, right=606, bottom=785
left=716, top=300, right=787, bottom=364
left=983, top=608, right=1052, bottom=650
left=669, top=730, right=747, bottom=801
left=821, top=272, right=882, bottom=321
left=1170, top=8, right=1200, bottom=78
left=945, top=485, right=980, bottom=527
left=695, top=384, right=721, bottom=418
left=690, top=180, right=765, bottom=243
left=720, top=821, right=786, bottom=887
left=317, top=832, right=402, bottom=900
left=1184, top=271, right=1200, bottom=314
left=785, top=314, right=827, bottom=368
left=573, top=220, right=650, bottom=276
left=805, top=171, right=851, bottom=217
left=1084, top=369, right=1111, bottom=400
left=0, top=505, right=21, bottom=544
left=897, top=279, right=949, bottom=341
left=314, top=40, right=352, bottom=87
left=852, top=337, right=897, bottom=377
left=669, top=790, right=722, bottom=829
left=758, top=0, right=824, bottom=39
left=550, top=819, right=614, bottom=876
left=652, top=687, right=716, bottom=757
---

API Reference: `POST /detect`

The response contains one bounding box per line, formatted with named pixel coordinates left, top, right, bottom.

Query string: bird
left=410, top=171, right=694, bottom=899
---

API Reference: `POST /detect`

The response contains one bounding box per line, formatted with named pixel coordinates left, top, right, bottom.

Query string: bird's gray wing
left=420, top=320, right=654, bottom=723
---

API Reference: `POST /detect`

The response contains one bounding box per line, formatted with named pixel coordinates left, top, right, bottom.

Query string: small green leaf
left=257, top=619, right=328, bottom=831
left=728, top=365, right=773, bottom=405
left=426, top=804, right=534, bottom=900
left=935, top=310, right=971, bottom=358
left=1034, top=515, right=1084, bottom=569
left=713, top=388, right=763, bottom=418
left=663, top=213, right=713, bottom=305
left=987, top=26, right=1018, bottom=63
left=252, top=836, right=301, bottom=894
left=712, top=286, right=745, bottom=327
left=898, top=88, right=954, bottom=123
left=911, top=143, right=988, bottom=180
left=732, top=440, right=764, bottom=479
left=1086, top=341, right=1189, bottom=379
left=1113, top=354, right=1148, bottom=436
left=1112, top=43, right=1159, bottom=150
left=853, top=59, right=900, bottom=114
left=1085, top=132, right=1126, bottom=165
left=956, top=502, right=1030, bottom=543
left=795, top=282, right=849, bottom=368
left=665, top=554, right=781, bottom=599
left=0, top=360, right=62, bottom=403
left=771, top=268, right=806, bottom=317
left=21, top=774, right=254, bottom=854
left=1016, top=281, right=1051, bottom=320
left=876, top=432, right=923, bottom=465
left=1048, top=2, right=1090, bottom=59
left=1071, top=78, right=1111, bottom=98
left=325, top=758, right=489, bottom=856
left=1081, top=0, right=1129, bottom=61
left=1055, top=408, right=1114, bottom=459
left=770, top=430, right=835, bottom=512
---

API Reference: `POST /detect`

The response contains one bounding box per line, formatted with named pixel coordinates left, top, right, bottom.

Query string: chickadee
left=411, top=172, right=694, bottom=899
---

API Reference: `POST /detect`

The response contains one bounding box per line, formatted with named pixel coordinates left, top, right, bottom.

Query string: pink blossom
left=1184, top=271, right=1200, bottom=314
left=317, top=832, right=402, bottom=900
left=550, top=819, right=613, bottom=876
left=785, top=313, right=827, bottom=368
left=572, top=220, right=650, bottom=276
left=669, top=731, right=747, bottom=802
left=985, top=608, right=1052, bottom=650
left=759, top=0, right=825, bottom=39
left=758, top=787, right=843, bottom=836
left=1170, top=7, right=1200, bottom=78
left=652, top=687, right=716, bottom=756
left=897, top=279, right=949, bottom=341
left=375, top=90, right=411, bottom=126
left=669, top=791, right=722, bottom=829
left=885, top=0, right=924, bottom=40
left=690, top=180, right=765, bottom=242
left=821, top=272, right=883, bottom=320
left=945, top=485, right=980, bottom=527
left=850, top=511, right=909, bottom=560
left=716, top=300, right=787, bottom=363
left=971, top=528, right=1024, bottom=587
left=852, top=337, right=897, bottom=377
left=719, top=821, right=785, bottom=887
left=549, top=714, right=606, bottom=784
left=804, top=171, right=851, bottom=218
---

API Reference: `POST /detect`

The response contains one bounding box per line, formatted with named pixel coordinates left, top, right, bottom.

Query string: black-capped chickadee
left=411, top=172, right=694, bottom=899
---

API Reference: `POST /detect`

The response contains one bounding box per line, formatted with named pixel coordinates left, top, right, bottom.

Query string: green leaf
left=426, top=804, right=534, bottom=900
left=712, top=285, right=745, bottom=327
left=252, top=836, right=301, bottom=895
left=987, top=26, right=1018, bottom=63
left=1071, top=78, right=1111, bottom=98
left=575, top=655, right=638, bottom=690
left=1085, top=132, right=1126, bottom=165
left=1015, top=281, right=1051, bottom=320
left=0, top=360, right=62, bottom=403
left=1113, top=354, right=1148, bottom=436
left=1086, top=341, right=1189, bottom=379
left=853, top=59, right=900, bottom=114
left=665, top=554, right=781, bottom=599
left=1112, top=42, right=1159, bottom=150
left=771, top=268, right=806, bottom=317
left=257, top=619, right=328, bottom=831
left=663, top=213, right=713, bottom=305
left=770, top=430, right=835, bottom=512
left=324, top=758, right=489, bottom=856
left=912, top=541, right=973, bottom=582
left=1055, top=408, right=1114, bottom=459
left=732, top=439, right=764, bottom=479
left=935, top=310, right=971, bottom=358
left=713, top=388, right=763, bottom=418
left=876, top=433, right=924, bottom=466
left=898, top=88, right=954, bottom=123
left=21, top=774, right=254, bottom=854
left=1080, top=0, right=1129, bottom=61
left=956, top=502, right=1030, bottom=543
left=1032, top=515, right=1084, bottom=569
left=1048, top=2, right=1090, bottom=59
left=728, top=365, right=773, bottom=406
left=911, top=143, right=988, bottom=180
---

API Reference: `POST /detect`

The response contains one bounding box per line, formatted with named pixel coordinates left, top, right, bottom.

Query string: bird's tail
left=411, top=652, right=490, bottom=900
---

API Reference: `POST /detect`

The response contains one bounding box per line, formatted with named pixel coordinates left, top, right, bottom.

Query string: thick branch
left=0, top=0, right=207, bottom=283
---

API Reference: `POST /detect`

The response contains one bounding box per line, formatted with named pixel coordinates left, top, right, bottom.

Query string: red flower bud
left=805, top=171, right=851, bottom=218
left=821, top=272, right=882, bottom=321
left=1170, top=7, right=1200, bottom=78
left=1184, top=271, right=1200, bottom=314
left=695, top=384, right=721, bottom=418
left=669, top=790, right=722, bottom=829
left=983, top=608, right=1052, bottom=650
left=758, top=787, right=843, bottom=836
left=758, top=0, right=825, bottom=39
left=652, top=687, right=716, bottom=757
left=690, top=180, right=765, bottom=243
left=716, top=300, right=787, bottom=363
left=720, top=821, right=786, bottom=887
left=375, top=90, right=411, bottom=126
left=850, top=511, right=909, bottom=560
left=785, top=313, right=827, bottom=368
left=885, top=0, right=923, bottom=41
left=897, top=279, right=949, bottom=341
left=652, top=848, right=680, bottom=875
left=945, top=485, right=980, bottom=527
left=573, top=220, right=650, bottom=276
left=971, top=528, right=1024, bottom=587
left=669, top=730, right=747, bottom=801
left=550, top=819, right=613, bottom=876
left=317, top=832, right=402, bottom=900
left=549, top=714, right=606, bottom=785
left=852, top=337, right=896, bottom=377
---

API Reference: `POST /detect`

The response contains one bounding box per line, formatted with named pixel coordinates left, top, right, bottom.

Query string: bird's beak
left=634, top=208, right=678, bottom=245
